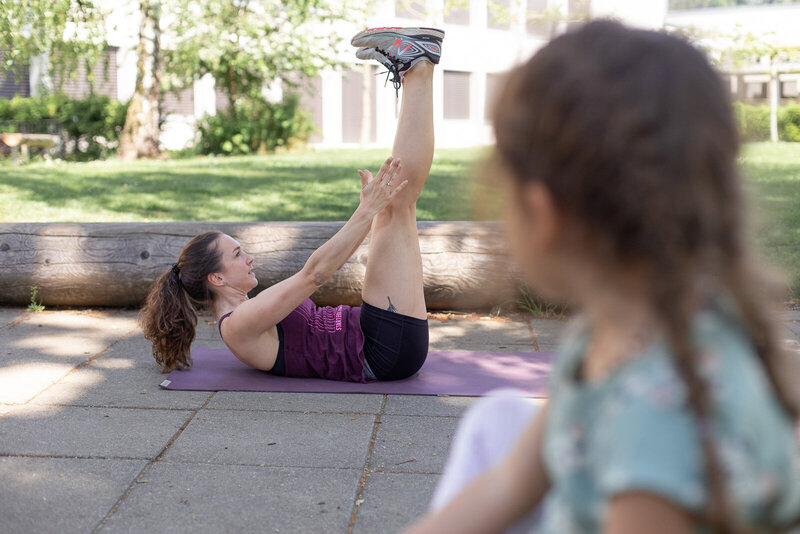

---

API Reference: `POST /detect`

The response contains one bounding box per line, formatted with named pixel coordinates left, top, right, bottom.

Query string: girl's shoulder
left=599, top=310, right=800, bottom=525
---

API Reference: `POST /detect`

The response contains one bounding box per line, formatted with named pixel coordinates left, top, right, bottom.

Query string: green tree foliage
left=0, top=0, right=106, bottom=89
left=196, top=94, right=314, bottom=155
left=164, top=0, right=370, bottom=112
left=0, top=94, right=128, bottom=160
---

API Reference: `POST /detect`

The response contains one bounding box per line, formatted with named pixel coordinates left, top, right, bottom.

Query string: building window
left=745, top=82, right=767, bottom=100
left=215, top=86, right=229, bottom=112
left=342, top=67, right=376, bottom=144
left=299, top=76, right=323, bottom=143
left=485, top=72, right=506, bottom=121
left=566, top=0, right=589, bottom=30
left=56, top=48, right=118, bottom=100
left=396, top=0, right=425, bottom=20
left=0, top=65, right=30, bottom=99
left=445, top=0, right=470, bottom=25
left=568, top=0, right=589, bottom=17
left=488, top=0, right=511, bottom=29
left=526, top=0, right=550, bottom=37
left=162, top=87, right=195, bottom=116
left=444, top=70, right=470, bottom=120
left=782, top=80, right=799, bottom=99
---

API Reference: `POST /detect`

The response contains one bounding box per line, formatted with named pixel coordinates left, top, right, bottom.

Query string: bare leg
left=361, top=61, right=434, bottom=319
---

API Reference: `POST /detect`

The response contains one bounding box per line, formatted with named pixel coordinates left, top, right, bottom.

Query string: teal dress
left=539, top=309, right=800, bottom=533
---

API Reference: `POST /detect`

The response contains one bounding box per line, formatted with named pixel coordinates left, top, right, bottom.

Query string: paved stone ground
left=0, top=308, right=797, bottom=534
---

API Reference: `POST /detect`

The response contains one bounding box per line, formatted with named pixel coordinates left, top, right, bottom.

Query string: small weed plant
left=517, top=286, right=567, bottom=319
left=27, top=286, right=45, bottom=312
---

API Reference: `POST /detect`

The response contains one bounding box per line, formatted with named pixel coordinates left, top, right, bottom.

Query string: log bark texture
left=0, top=222, right=521, bottom=310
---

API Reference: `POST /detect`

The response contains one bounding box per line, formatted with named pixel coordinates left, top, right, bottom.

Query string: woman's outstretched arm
left=229, top=157, right=407, bottom=333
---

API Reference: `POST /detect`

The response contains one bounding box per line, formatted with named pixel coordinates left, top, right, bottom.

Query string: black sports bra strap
left=217, top=311, right=233, bottom=340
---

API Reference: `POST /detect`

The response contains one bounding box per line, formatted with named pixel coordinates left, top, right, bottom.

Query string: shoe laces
left=375, top=50, right=404, bottom=99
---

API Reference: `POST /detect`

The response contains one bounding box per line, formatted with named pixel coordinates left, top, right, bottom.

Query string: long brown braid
left=493, top=20, right=798, bottom=532
left=139, top=231, right=224, bottom=372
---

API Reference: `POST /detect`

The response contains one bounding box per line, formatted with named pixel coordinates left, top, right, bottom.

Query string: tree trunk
left=769, top=65, right=780, bottom=143
left=0, top=221, right=521, bottom=311
left=360, top=64, right=372, bottom=146
left=226, top=65, right=237, bottom=114
left=118, top=0, right=162, bottom=160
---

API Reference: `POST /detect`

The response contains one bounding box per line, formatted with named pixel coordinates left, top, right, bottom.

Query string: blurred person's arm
left=604, top=492, right=693, bottom=534
left=405, top=405, right=551, bottom=534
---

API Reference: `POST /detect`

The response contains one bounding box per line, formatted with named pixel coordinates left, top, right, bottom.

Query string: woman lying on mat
left=407, top=20, right=800, bottom=534
left=139, top=27, right=444, bottom=383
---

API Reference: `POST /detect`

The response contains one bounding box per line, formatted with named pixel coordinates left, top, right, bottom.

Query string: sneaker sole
left=351, top=26, right=445, bottom=47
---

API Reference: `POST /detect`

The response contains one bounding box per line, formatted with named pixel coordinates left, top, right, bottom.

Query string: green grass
left=0, top=148, right=486, bottom=222
left=1, top=143, right=798, bottom=295
left=740, top=143, right=800, bottom=297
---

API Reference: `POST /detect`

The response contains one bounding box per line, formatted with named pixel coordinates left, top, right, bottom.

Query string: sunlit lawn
left=740, top=143, right=800, bottom=297
left=1, top=143, right=798, bottom=295
left=0, top=148, right=487, bottom=222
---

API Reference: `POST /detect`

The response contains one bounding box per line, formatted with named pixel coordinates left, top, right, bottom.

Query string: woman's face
left=214, top=234, right=258, bottom=293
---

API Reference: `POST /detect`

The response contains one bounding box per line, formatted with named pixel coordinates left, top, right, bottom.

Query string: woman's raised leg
left=361, top=60, right=434, bottom=319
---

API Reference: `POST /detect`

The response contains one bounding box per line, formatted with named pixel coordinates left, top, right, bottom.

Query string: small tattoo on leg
left=387, top=296, right=398, bottom=313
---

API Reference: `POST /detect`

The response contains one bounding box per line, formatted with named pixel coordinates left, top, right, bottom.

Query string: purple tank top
left=278, top=299, right=368, bottom=383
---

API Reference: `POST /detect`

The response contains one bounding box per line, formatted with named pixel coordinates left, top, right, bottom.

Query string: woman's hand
left=357, top=157, right=409, bottom=217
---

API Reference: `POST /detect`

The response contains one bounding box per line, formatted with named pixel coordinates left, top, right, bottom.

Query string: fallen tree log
left=0, top=222, right=522, bottom=310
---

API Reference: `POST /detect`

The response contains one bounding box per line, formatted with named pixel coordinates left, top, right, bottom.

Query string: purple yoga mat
left=160, top=347, right=553, bottom=397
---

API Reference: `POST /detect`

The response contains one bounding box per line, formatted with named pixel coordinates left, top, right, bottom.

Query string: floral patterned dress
left=538, top=310, right=800, bottom=533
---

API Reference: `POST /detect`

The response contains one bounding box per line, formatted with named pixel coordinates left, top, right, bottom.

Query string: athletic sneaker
left=351, top=27, right=444, bottom=96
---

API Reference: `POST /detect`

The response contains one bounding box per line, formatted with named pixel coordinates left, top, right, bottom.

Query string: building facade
left=3, top=0, right=798, bottom=149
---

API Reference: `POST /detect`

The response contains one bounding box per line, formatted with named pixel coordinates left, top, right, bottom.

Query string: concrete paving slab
left=370, top=415, right=459, bottom=474
left=0, top=360, right=78, bottom=404
left=0, top=405, right=193, bottom=458
left=162, top=409, right=375, bottom=468
left=101, top=462, right=361, bottom=534
left=26, top=333, right=212, bottom=410
left=353, top=472, right=439, bottom=534
left=206, top=391, right=383, bottom=414
left=6, top=310, right=139, bottom=360
left=0, top=309, right=27, bottom=330
left=384, top=395, right=476, bottom=417
left=99, top=334, right=158, bottom=367
left=428, top=318, right=536, bottom=352
left=29, top=357, right=212, bottom=410
left=528, top=317, right=567, bottom=351
left=0, top=310, right=140, bottom=403
left=781, top=310, right=800, bottom=322
left=783, top=320, right=800, bottom=343
left=0, top=456, right=146, bottom=534
left=192, top=315, right=227, bottom=348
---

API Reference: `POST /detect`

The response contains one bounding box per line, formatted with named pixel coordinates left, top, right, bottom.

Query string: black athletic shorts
left=360, top=301, right=429, bottom=381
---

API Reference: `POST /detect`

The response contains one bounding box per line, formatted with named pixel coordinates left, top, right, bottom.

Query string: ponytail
left=138, top=231, right=224, bottom=372
left=139, top=267, right=198, bottom=372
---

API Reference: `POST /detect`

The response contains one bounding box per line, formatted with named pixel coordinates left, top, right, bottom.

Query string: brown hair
left=494, top=20, right=797, bottom=532
left=139, top=231, right=224, bottom=372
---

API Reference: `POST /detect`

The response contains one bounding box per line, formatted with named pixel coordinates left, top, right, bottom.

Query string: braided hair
left=493, top=20, right=797, bottom=532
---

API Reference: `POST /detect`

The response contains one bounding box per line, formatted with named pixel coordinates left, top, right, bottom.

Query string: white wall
left=592, top=0, right=668, bottom=28
left=666, top=4, right=800, bottom=47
